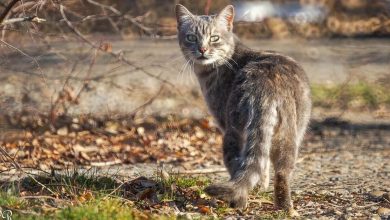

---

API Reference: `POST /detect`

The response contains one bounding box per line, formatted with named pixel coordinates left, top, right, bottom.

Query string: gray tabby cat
left=175, top=4, right=311, bottom=215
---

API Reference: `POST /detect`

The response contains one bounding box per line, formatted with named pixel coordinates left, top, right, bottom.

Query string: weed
left=311, top=82, right=390, bottom=110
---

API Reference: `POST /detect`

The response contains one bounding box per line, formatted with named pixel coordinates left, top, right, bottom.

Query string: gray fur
left=175, top=4, right=311, bottom=214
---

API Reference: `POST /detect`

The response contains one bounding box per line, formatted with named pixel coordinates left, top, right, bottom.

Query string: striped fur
left=175, top=4, right=311, bottom=214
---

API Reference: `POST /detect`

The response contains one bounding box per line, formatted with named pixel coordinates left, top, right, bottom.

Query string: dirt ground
left=0, top=114, right=389, bottom=219
left=93, top=118, right=390, bottom=219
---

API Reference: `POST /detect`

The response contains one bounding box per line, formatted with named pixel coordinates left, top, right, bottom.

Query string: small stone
left=288, top=208, right=300, bottom=217
left=342, top=214, right=353, bottom=220
left=370, top=206, right=380, bottom=212
left=32, top=139, right=40, bottom=147
left=383, top=193, right=390, bottom=201
left=292, top=189, right=303, bottom=195
left=306, top=201, right=315, bottom=207
left=195, top=130, right=205, bottom=139
left=377, top=207, right=390, bottom=216
left=95, top=138, right=107, bottom=145
left=57, top=127, right=68, bottom=136
left=105, top=122, right=119, bottom=134
left=72, top=118, right=79, bottom=123
left=87, top=119, right=97, bottom=127
left=371, top=214, right=381, bottom=220
left=355, top=212, right=363, bottom=217
left=369, top=191, right=386, bottom=201
left=137, top=127, right=145, bottom=136
left=71, top=123, right=80, bottom=131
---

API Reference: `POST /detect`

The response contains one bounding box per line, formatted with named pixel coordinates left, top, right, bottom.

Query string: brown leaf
left=198, top=205, right=211, bottom=214
left=100, top=42, right=112, bottom=52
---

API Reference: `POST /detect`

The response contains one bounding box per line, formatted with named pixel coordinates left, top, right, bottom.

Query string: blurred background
left=0, top=0, right=389, bottom=167
left=0, top=0, right=389, bottom=117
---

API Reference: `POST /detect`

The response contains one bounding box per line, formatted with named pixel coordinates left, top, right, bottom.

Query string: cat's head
left=175, top=4, right=235, bottom=66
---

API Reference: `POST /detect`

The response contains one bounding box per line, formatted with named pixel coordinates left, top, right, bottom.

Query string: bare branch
left=130, top=85, right=165, bottom=117
left=0, top=39, right=47, bottom=84
left=0, top=0, right=21, bottom=24
left=73, top=48, right=99, bottom=104
left=85, top=0, right=154, bottom=35
left=59, top=5, right=176, bottom=88
left=0, top=15, right=45, bottom=26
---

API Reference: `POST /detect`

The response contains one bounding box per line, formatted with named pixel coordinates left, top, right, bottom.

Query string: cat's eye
left=210, top=35, right=220, bottom=42
left=186, top=34, right=197, bottom=42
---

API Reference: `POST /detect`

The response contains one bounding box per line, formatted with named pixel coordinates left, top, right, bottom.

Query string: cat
left=175, top=4, right=311, bottom=216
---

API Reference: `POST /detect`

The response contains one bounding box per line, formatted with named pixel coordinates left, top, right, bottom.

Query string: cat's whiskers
left=219, top=56, right=235, bottom=72
left=188, top=60, right=196, bottom=84
left=226, top=56, right=238, bottom=67
left=178, top=59, right=191, bottom=83
left=165, top=54, right=186, bottom=65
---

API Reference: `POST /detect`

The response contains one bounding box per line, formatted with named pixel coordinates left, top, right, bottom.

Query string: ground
left=0, top=114, right=389, bottom=219
left=0, top=38, right=389, bottom=219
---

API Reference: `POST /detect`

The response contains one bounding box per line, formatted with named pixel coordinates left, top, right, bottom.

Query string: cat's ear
left=175, top=4, right=194, bottom=28
left=217, top=5, right=235, bottom=31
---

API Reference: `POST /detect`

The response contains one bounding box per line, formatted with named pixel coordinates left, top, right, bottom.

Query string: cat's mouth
left=192, top=54, right=215, bottom=65
left=197, top=56, right=208, bottom=60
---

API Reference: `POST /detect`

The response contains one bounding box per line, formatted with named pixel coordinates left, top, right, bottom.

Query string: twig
left=59, top=5, right=175, bottom=87
left=173, top=167, right=227, bottom=175
left=85, top=0, right=121, bottom=15
left=73, top=47, right=99, bottom=104
left=130, top=85, right=165, bottom=117
left=49, top=61, right=79, bottom=124
left=90, top=159, right=123, bottom=167
left=0, top=0, right=21, bottom=24
left=0, top=39, right=47, bottom=84
left=0, top=146, right=57, bottom=195
left=0, top=15, right=45, bottom=26
left=85, top=0, right=154, bottom=35
left=355, top=202, right=381, bottom=208
left=101, top=7, right=122, bottom=36
left=104, top=180, right=130, bottom=198
left=9, top=1, right=36, bottom=14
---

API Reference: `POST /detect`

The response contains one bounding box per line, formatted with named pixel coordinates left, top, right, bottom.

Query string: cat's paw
left=229, top=195, right=248, bottom=209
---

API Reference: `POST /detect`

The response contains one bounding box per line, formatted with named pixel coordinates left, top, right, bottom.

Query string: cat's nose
left=199, top=47, right=208, bottom=54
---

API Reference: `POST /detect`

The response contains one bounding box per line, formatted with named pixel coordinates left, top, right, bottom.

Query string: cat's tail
left=204, top=99, right=278, bottom=208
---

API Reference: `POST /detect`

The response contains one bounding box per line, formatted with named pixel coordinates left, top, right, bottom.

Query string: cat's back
left=234, top=47, right=310, bottom=92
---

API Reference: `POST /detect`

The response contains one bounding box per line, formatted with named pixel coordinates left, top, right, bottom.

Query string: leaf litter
left=0, top=113, right=389, bottom=219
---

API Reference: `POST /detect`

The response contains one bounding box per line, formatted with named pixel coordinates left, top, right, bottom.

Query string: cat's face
left=175, top=5, right=235, bottom=66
